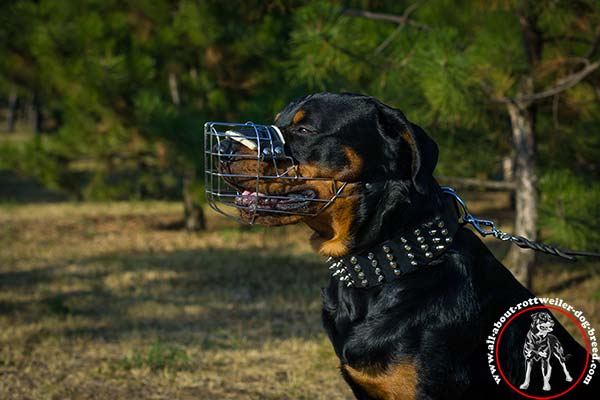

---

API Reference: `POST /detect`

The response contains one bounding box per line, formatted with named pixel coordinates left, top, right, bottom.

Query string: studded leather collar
left=326, top=196, right=460, bottom=288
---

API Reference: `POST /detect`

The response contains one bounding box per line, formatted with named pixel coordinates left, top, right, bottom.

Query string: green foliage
left=539, top=170, right=600, bottom=251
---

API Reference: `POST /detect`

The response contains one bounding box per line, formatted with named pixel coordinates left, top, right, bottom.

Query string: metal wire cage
left=204, top=121, right=347, bottom=224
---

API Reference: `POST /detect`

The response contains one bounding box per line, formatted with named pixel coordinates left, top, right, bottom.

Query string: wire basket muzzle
left=204, top=121, right=347, bottom=224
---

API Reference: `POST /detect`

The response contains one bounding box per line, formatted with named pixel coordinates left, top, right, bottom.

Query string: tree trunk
left=504, top=101, right=538, bottom=289
left=183, top=166, right=206, bottom=232
left=6, top=86, right=17, bottom=133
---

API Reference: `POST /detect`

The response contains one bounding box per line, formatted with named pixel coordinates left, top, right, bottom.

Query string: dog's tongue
left=242, top=190, right=266, bottom=197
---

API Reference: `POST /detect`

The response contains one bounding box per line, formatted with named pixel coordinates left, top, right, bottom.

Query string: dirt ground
left=0, top=193, right=598, bottom=399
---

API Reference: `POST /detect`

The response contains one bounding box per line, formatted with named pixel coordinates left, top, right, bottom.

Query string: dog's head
left=220, top=92, right=439, bottom=256
left=530, top=312, right=555, bottom=336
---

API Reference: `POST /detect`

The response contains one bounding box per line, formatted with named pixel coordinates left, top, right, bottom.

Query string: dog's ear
left=375, top=101, right=438, bottom=194
left=531, top=312, right=540, bottom=320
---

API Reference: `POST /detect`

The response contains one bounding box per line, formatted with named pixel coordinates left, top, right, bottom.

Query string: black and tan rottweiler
left=217, top=93, right=596, bottom=399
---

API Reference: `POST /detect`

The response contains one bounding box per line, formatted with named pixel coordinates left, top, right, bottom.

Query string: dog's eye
left=297, top=127, right=314, bottom=135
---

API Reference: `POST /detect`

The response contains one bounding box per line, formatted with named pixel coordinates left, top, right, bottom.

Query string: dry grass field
left=0, top=193, right=598, bottom=399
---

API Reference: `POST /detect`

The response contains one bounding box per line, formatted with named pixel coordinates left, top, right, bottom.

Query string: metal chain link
left=441, top=186, right=600, bottom=261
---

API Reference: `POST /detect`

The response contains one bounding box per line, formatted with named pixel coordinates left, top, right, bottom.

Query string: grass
left=0, top=194, right=598, bottom=399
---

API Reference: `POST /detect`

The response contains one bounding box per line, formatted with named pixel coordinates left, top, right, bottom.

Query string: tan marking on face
left=343, top=364, right=418, bottom=400
left=292, top=109, right=306, bottom=124
left=339, top=146, right=363, bottom=181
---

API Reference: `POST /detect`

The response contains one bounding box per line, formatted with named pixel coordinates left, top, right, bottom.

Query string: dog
left=216, top=93, right=596, bottom=399
left=519, top=312, right=573, bottom=391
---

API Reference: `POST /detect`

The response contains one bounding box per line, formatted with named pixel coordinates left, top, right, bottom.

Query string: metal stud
left=445, top=237, right=452, bottom=243
left=394, top=269, right=401, bottom=276
left=400, top=237, right=407, bottom=244
left=367, top=252, right=375, bottom=260
left=425, top=251, right=433, bottom=258
left=375, top=267, right=381, bottom=275
left=404, top=245, right=412, bottom=251
left=438, top=221, right=445, bottom=228
left=382, top=245, right=391, bottom=253
left=378, top=275, right=384, bottom=282
left=386, top=253, right=394, bottom=261
left=350, top=256, right=358, bottom=264
left=332, top=270, right=341, bottom=276
left=420, top=244, right=429, bottom=251
left=417, top=236, right=425, bottom=243
left=354, top=265, right=362, bottom=272
left=435, top=245, right=445, bottom=251
left=432, top=237, right=441, bottom=244
left=429, top=229, right=437, bottom=236
left=358, top=272, right=365, bottom=279
left=371, top=259, right=378, bottom=267
left=441, top=228, right=448, bottom=236
left=410, top=260, right=418, bottom=266
left=414, top=229, right=421, bottom=236
left=407, top=253, right=415, bottom=259
left=361, top=279, right=368, bottom=286
left=389, top=261, right=397, bottom=268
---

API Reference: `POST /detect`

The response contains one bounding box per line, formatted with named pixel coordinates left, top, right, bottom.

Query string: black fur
left=272, top=93, right=596, bottom=399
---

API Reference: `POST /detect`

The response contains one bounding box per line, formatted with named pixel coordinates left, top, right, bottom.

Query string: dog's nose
left=213, top=139, right=235, bottom=162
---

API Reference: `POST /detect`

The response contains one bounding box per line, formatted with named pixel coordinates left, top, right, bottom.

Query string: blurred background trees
left=0, top=0, right=598, bottom=286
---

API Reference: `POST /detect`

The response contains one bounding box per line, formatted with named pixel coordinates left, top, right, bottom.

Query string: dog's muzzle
left=204, top=122, right=347, bottom=224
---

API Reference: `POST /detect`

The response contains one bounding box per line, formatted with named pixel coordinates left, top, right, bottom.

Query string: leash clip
left=441, top=187, right=512, bottom=241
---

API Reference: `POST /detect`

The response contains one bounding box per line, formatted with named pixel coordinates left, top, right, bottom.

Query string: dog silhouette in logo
left=519, top=312, right=573, bottom=391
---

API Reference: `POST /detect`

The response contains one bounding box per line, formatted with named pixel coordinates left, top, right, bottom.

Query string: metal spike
left=435, top=245, right=445, bottom=251
left=326, top=257, right=334, bottom=263
left=375, top=267, right=381, bottom=275
left=346, top=281, right=353, bottom=287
